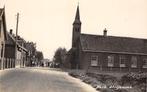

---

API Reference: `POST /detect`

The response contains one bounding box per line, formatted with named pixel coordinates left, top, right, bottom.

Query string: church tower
left=72, top=5, right=81, bottom=48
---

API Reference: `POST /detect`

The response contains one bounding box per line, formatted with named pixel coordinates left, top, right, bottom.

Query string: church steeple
left=72, top=5, right=81, bottom=48
left=73, top=5, right=81, bottom=25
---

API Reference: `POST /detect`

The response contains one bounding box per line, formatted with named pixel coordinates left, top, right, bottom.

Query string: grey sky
left=0, top=0, right=147, bottom=59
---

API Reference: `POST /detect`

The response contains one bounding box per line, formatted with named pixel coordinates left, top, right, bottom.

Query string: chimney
left=10, top=29, right=13, bottom=34
left=103, top=28, right=107, bottom=36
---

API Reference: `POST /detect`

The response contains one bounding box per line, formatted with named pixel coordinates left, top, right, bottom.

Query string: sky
left=0, top=0, right=147, bottom=60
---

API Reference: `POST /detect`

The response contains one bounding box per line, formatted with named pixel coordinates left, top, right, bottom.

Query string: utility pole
left=15, top=13, right=19, bottom=68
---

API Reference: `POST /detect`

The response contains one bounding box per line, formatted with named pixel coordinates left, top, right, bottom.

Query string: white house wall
left=0, top=19, right=6, bottom=69
left=15, top=50, right=21, bottom=68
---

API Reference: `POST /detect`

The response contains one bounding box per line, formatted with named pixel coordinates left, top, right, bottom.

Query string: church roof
left=80, top=34, right=147, bottom=55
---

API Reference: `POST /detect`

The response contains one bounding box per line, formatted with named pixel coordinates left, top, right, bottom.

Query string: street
left=0, top=68, right=97, bottom=92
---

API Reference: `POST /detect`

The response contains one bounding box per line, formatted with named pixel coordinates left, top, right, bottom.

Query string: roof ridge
left=80, top=33, right=147, bottom=40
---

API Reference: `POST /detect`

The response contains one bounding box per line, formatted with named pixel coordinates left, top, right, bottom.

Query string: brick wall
left=79, top=51, right=147, bottom=72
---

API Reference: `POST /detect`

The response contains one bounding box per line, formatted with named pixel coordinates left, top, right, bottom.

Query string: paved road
left=0, top=68, right=97, bottom=92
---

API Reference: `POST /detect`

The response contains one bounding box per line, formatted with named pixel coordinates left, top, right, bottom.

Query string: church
left=67, top=5, right=147, bottom=72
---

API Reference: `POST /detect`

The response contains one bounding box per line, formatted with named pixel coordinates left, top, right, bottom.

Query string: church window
left=119, top=55, right=126, bottom=67
left=75, top=28, right=79, bottom=32
left=108, top=55, right=114, bottom=67
left=131, top=56, right=137, bottom=68
left=143, top=58, right=147, bottom=68
left=91, top=56, right=98, bottom=66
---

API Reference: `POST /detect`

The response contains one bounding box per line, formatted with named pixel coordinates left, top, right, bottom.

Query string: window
left=77, top=28, right=79, bottom=31
left=108, top=55, right=114, bottom=67
left=119, top=55, right=126, bottom=67
left=91, top=56, right=98, bottom=66
left=131, top=56, right=137, bottom=68
left=143, top=58, right=147, bottom=68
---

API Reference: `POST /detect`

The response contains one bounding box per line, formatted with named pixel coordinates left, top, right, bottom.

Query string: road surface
left=0, top=68, right=97, bottom=92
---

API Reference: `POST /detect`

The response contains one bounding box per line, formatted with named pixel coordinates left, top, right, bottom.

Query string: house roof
left=0, top=9, right=3, bottom=15
left=5, top=32, right=16, bottom=45
left=80, top=34, right=147, bottom=55
left=5, top=32, right=28, bottom=52
left=0, top=8, right=7, bottom=40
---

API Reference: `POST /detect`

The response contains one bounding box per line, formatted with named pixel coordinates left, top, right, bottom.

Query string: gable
left=80, top=34, right=147, bottom=54
left=0, top=8, right=7, bottom=40
left=5, top=32, right=15, bottom=45
left=0, top=20, right=5, bottom=41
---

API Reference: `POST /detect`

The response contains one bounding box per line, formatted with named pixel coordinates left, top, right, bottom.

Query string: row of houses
left=67, top=5, right=147, bottom=72
left=0, top=7, right=37, bottom=70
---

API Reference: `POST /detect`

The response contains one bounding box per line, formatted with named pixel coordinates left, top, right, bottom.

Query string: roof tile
left=80, top=34, right=147, bottom=54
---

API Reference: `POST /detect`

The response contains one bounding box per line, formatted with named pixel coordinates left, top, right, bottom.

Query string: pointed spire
left=73, top=4, right=81, bottom=24
left=75, top=5, right=80, bottom=20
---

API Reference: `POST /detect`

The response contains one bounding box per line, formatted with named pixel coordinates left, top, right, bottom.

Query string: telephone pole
left=15, top=13, right=19, bottom=68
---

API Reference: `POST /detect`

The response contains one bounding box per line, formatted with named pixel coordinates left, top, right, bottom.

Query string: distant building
left=41, top=59, right=51, bottom=67
left=25, top=42, right=36, bottom=66
left=67, top=5, right=147, bottom=72
left=0, top=8, right=7, bottom=70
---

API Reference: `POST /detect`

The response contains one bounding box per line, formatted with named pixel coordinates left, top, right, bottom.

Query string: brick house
left=4, top=29, right=28, bottom=69
left=67, top=5, right=147, bottom=72
left=0, top=8, right=7, bottom=70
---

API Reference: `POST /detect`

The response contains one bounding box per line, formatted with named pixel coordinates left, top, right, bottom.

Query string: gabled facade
left=4, top=29, right=28, bottom=69
left=0, top=8, right=7, bottom=69
left=4, top=30, right=15, bottom=69
left=0, top=7, right=35, bottom=70
left=68, top=6, right=147, bottom=72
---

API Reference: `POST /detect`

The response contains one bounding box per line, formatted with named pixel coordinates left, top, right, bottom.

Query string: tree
left=53, top=47, right=67, bottom=68
left=25, top=42, right=37, bottom=66
left=36, top=51, right=44, bottom=65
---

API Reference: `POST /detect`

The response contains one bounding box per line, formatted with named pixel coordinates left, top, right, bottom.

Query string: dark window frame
left=90, top=55, right=98, bottom=66
left=119, top=55, right=126, bottom=67
left=108, top=55, right=114, bottom=67
left=131, top=56, right=137, bottom=68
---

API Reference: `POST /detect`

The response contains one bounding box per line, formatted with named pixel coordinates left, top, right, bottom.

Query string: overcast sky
left=0, top=0, right=147, bottom=59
